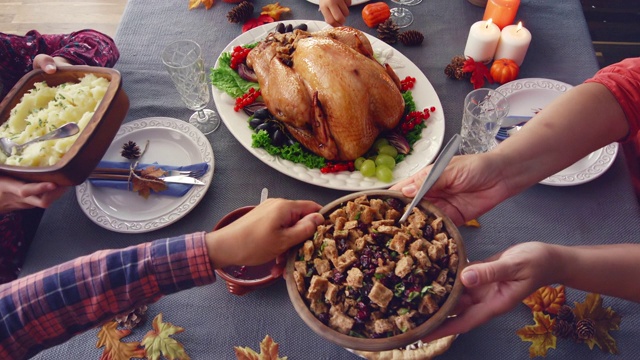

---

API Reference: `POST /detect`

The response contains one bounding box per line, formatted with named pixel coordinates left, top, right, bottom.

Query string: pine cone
left=398, top=30, right=424, bottom=46
left=451, top=55, right=466, bottom=68
left=552, top=319, right=575, bottom=339
left=576, top=318, right=596, bottom=340
left=557, top=305, right=575, bottom=323
left=227, top=1, right=254, bottom=24
left=377, top=19, right=399, bottom=44
left=121, top=141, right=141, bottom=160
left=114, top=305, right=148, bottom=330
left=444, top=55, right=470, bottom=80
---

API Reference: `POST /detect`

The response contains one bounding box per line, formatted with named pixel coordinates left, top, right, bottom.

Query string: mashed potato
left=0, top=74, right=110, bottom=166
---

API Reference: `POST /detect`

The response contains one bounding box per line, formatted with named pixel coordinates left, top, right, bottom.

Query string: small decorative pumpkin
left=490, top=58, right=520, bottom=84
left=362, top=2, right=391, bottom=28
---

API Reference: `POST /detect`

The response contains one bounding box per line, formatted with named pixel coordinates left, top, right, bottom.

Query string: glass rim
left=161, top=39, right=203, bottom=69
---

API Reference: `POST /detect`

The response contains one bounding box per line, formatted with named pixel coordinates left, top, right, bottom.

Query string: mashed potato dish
left=0, top=74, right=110, bottom=166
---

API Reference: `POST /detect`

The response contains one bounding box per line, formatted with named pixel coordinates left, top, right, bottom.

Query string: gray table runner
left=21, top=0, right=640, bottom=358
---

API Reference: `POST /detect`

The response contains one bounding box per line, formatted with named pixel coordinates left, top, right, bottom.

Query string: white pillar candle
left=463, top=19, right=501, bottom=63
left=494, top=22, right=532, bottom=66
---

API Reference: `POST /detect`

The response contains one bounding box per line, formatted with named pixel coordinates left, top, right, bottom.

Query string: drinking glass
left=162, top=40, right=220, bottom=135
left=459, top=88, right=509, bottom=154
left=389, top=0, right=422, bottom=28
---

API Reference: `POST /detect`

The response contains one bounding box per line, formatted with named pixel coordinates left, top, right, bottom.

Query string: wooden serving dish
left=285, top=190, right=467, bottom=352
left=0, top=66, right=129, bottom=185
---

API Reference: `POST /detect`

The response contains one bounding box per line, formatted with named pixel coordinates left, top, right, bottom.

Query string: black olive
left=285, top=24, right=293, bottom=33
left=286, top=137, right=296, bottom=146
left=271, top=129, right=286, bottom=146
left=276, top=23, right=285, bottom=33
left=249, top=117, right=265, bottom=129
left=255, top=122, right=272, bottom=134
left=293, top=23, right=308, bottom=31
left=252, top=108, right=271, bottom=120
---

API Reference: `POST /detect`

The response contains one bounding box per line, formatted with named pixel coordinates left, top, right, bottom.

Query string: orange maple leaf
left=463, top=219, right=480, bottom=228
left=235, top=335, right=287, bottom=360
left=132, top=166, right=168, bottom=199
left=572, top=293, right=621, bottom=354
left=96, top=321, right=146, bottom=360
left=523, top=285, right=566, bottom=315
left=261, top=3, right=291, bottom=21
left=516, top=311, right=557, bottom=358
left=188, top=0, right=214, bottom=10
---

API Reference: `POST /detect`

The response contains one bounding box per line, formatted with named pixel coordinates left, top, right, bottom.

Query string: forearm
left=491, top=82, right=628, bottom=196
left=0, top=232, right=215, bottom=360
left=48, top=29, right=120, bottom=67
left=548, top=243, right=640, bottom=302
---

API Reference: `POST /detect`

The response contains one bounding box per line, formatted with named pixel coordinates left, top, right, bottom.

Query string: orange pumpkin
left=362, top=2, right=391, bottom=28
left=490, top=58, right=520, bottom=84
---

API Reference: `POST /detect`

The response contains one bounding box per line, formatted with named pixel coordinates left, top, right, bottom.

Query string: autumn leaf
left=523, top=285, right=566, bottom=315
left=463, top=219, right=480, bottom=227
left=235, top=335, right=288, bottom=360
left=242, top=15, right=274, bottom=33
left=572, top=293, right=621, bottom=354
left=132, top=166, right=168, bottom=199
left=96, top=321, right=146, bottom=360
left=188, top=0, right=214, bottom=10
left=462, top=56, right=493, bottom=89
left=516, top=311, right=557, bottom=358
left=261, top=3, right=291, bottom=21
left=141, top=313, right=191, bottom=360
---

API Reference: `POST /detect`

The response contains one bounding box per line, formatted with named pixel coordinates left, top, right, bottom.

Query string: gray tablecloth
left=21, top=0, right=640, bottom=359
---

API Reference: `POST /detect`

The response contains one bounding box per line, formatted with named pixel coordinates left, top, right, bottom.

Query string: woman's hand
left=0, top=176, right=68, bottom=213
left=206, top=198, right=324, bottom=268
left=32, top=54, right=71, bottom=74
left=319, top=0, right=351, bottom=27
left=390, top=153, right=512, bottom=226
left=422, top=242, right=557, bottom=342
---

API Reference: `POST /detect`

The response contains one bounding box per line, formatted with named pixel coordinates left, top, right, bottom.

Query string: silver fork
left=165, top=168, right=206, bottom=178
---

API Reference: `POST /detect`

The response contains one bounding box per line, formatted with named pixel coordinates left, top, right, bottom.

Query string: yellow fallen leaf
left=96, top=321, right=146, bottom=360
left=572, top=293, right=621, bottom=354
left=261, top=3, right=290, bottom=21
left=516, top=311, right=556, bottom=358
left=464, top=219, right=480, bottom=227
left=141, top=313, right=191, bottom=360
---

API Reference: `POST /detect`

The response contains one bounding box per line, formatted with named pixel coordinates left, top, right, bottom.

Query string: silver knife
left=160, top=176, right=206, bottom=186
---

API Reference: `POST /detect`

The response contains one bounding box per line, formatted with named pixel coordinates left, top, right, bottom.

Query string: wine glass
left=389, top=0, right=422, bottom=28
left=162, top=40, right=220, bottom=135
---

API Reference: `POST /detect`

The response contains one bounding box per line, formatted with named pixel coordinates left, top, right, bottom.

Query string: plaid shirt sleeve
left=0, top=231, right=216, bottom=360
left=0, top=29, right=119, bottom=97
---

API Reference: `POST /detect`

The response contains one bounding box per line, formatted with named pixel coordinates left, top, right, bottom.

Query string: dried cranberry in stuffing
left=317, top=312, right=330, bottom=324
left=423, top=225, right=434, bottom=240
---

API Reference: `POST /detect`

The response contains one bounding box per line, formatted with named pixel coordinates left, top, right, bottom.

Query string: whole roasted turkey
left=246, top=26, right=405, bottom=161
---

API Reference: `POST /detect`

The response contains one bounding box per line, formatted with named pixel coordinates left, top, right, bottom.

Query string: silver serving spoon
left=399, top=134, right=462, bottom=223
left=0, top=122, right=80, bottom=156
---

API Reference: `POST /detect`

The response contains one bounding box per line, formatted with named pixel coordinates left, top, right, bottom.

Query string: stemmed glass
left=389, top=0, right=422, bottom=28
left=162, top=40, right=220, bottom=135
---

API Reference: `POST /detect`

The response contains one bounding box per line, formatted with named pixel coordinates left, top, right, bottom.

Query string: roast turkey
left=246, top=27, right=405, bottom=161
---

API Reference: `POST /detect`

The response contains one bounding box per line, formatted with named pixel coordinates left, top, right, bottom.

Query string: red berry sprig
left=234, top=87, right=261, bottom=112
left=400, top=76, right=416, bottom=92
left=400, top=107, right=435, bottom=134
left=230, top=46, right=252, bottom=70
left=320, top=161, right=355, bottom=174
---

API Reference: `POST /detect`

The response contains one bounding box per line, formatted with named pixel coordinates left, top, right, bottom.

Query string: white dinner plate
left=307, top=0, right=369, bottom=5
left=76, top=117, right=214, bottom=233
left=495, top=78, right=618, bottom=186
left=211, top=20, right=445, bottom=191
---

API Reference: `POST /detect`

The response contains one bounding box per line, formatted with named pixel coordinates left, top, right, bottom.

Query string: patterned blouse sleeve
left=584, top=57, right=640, bottom=143
left=0, top=232, right=215, bottom=360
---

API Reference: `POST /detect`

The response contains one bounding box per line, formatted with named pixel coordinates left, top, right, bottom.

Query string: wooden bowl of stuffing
left=0, top=66, right=129, bottom=185
left=285, top=190, right=467, bottom=352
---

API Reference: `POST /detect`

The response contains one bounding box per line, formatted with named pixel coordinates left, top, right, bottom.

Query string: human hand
left=0, top=175, right=68, bottom=213
left=422, top=242, right=557, bottom=342
left=390, top=154, right=511, bottom=226
left=32, top=54, right=71, bottom=74
left=319, top=0, right=351, bottom=27
left=206, top=198, right=324, bottom=268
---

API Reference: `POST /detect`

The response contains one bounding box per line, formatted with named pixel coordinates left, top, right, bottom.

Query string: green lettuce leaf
left=210, top=51, right=258, bottom=98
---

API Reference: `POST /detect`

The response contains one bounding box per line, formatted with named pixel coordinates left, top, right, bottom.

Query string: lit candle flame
left=516, top=21, right=523, bottom=32
left=485, top=18, right=494, bottom=28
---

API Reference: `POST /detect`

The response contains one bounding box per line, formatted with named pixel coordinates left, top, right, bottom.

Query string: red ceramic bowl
left=0, top=66, right=129, bottom=185
left=213, top=206, right=286, bottom=296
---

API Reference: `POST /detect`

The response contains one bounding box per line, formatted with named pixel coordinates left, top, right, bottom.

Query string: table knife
left=88, top=174, right=205, bottom=185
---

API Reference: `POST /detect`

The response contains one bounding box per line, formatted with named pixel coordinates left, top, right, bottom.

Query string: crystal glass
left=390, top=0, right=422, bottom=28
left=459, top=88, right=509, bottom=155
left=162, top=40, right=220, bottom=135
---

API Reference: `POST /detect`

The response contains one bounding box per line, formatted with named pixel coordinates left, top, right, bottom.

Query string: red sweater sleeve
left=584, top=57, right=640, bottom=143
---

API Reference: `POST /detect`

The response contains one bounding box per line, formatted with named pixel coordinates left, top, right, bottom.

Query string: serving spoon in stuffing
left=398, top=134, right=462, bottom=224
left=0, top=122, right=80, bottom=156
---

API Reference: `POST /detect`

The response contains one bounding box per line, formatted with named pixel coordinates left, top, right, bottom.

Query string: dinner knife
left=88, top=174, right=206, bottom=185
